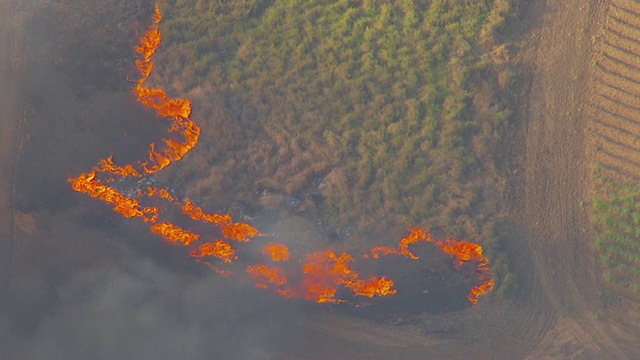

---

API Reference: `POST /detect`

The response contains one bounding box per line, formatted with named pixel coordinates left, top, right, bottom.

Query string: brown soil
left=502, top=0, right=621, bottom=357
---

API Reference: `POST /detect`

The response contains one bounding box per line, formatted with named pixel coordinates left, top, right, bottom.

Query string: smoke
left=0, top=2, right=299, bottom=359
left=0, top=234, right=301, bottom=360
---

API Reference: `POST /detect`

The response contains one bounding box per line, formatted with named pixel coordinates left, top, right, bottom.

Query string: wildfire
left=436, top=238, right=494, bottom=305
left=366, top=228, right=495, bottom=305
left=191, top=240, right=237, bottom=263
left=283, top=250, right=397, bottom=303
left=264, top=243, right=290, bottom=262
left=181, top=199, right=259, bottom=242
left=246, top=246, right=396, bottom=303
left=68, top=4, right=494, bottom=308
left=150, top=222, right=199, bottom=246
left=133, top=8, right=200, bottom=174
left=367, top=227, right=431, bottom=259
left=247, top=264, right=288, bottom=289
left=97, top=156, right=142, bottom=178
left=146, top=186, right=175, bottom=202
left=69, top=171, right=158, bottom=222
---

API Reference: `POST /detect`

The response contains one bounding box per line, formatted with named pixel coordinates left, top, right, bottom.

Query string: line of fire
left=68, top=5, right=494, bottom=309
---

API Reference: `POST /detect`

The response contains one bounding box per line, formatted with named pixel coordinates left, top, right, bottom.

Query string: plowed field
left=591, top=1, right=640, bottom=182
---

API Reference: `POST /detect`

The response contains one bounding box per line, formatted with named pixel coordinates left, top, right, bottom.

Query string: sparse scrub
left=592, top=164, right=640, bottom=293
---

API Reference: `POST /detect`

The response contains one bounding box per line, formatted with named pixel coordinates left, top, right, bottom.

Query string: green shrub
left=591, top=165, right=640, bottom=291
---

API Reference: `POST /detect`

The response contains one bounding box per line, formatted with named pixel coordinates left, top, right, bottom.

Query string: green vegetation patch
left=592, top=164, right=640, bottom=293
left=155, top=0, right=519, bottom=243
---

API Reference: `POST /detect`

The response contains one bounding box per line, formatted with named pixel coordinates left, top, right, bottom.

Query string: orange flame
left=264, top=243, right=290, bottom=262
left=69, top=171, right=158, bottom=222
left=181, top=199, right=258, bottom=242
left=367, top=228, right=433, bottom=259
left=98, top=156, right=142, bottom=178
left=436, top=237, right=494, bottom=305
left=131, top=6, right=200, bottom=174
left=247, top=264, right=289, bottom=289
left=146, top=186, right=175, bottom=202
left=150, top=222, right=199, bottom=246
left=68, top=5, right=494, bottom=307
left=354, top=277, right=397, bottom=298
left=299, top=251, right=397, bottom=303
left=366, top=228, right=495, bottom=306
left=191, top=240, right=237, bottom=263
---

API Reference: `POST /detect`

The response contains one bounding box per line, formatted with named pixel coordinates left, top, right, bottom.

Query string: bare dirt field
left=3, top=0, right=640, bottom=359
left=501, top=0, right=640, bottom=358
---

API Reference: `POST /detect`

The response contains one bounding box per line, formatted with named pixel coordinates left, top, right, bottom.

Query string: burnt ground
left=2, top=0, right=640, bottom=359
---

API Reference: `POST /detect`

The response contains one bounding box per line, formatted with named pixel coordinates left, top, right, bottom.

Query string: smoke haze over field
left=5, top=1, right=639, bottom=359
left=0, top=1, right=304, bottom=358
left=1, top=237, right=302, bottom=359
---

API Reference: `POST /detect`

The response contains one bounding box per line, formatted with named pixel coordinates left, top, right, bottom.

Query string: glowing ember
left=68, top=5, right=494, bottom=307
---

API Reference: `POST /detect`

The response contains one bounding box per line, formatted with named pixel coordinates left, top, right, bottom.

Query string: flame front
left=181, top=199, right=258, bottom=242
left=437, top=237, right=495, bottom=305
left=366, top=228, right=495, bottom=305
left=68, top=5, right=494, bottom=307
left=264, top=243, right=289, bottom=262
left=150, top=222, right=199, bottom=246
left=300, top=251, right=397, bottom=303
left=69, top=171, right=157, bottom=222
left=191, top=240, right=237, bottom=263
left=247, top=264, right=288, bottom=289
left=133, top=7, right=199, bottom=174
